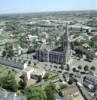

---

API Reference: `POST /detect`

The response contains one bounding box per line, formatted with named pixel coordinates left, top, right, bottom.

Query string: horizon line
left=0, top=9, right=97, bottom=16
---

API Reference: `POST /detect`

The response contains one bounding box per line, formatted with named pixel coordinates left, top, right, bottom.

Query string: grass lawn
left=0, top=34, right=8, bottom=40
left=55, top=82, right=69, bottom=89
left=0, top=65, right=11, bottom=78
left=46, top=71, right=59, bottom=79
left=0, top=45, right=4, bottom=49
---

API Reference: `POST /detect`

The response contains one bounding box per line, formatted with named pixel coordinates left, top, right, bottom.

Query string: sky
left=0, top=0, right=97, bottom=14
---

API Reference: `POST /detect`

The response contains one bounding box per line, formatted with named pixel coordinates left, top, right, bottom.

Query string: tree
left=18, top=79, right=27, bottom=90
left=84, top=65, right=89, bottom=72
left=36, top=75, right=42, bottom=83
left=4, top=43, right=14, bottom=58
left=45, top=82, right=56, bottom=100
left=33, top=42, right=40, bottom=51
left=25, top=86, right=47, bottom=100
left=91, top=66, right=96, bottom=71
left=27, top=46, right=34, bottom=53
left=68, top=78, right=73, bottom=85
left=0, top=77, right=3, bottom=87
left=60, top=63, right=64, bottom=70
left=7, top=49, right=14, bottom=58
left=34, top=62, right=37, bottom=67
left=28, top=61, right=31, bottom=65
left=75, top=47, right=83, bottom=58
left=2, top=71, right=18, bottom=92
left=72, top=68, right=76, bottom=72
left=43, top=73, right=49, bottom=81
left=66, top=64, right=70, bottom=71
left=2, top=51, right=6, bottom=57
left=78, top=65, right=82, bottom=70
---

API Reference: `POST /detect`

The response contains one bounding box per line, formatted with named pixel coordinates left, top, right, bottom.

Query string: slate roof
left=52, top=47, right=64, bottom=52
left=0, top=59, right=24, bottom=69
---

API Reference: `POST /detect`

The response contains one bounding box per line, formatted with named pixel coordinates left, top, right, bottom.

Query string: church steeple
left=63, top=23, right=68, bottom=52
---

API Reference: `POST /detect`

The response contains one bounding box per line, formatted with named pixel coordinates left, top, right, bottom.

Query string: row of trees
left=72, top=65, right=96, bottom=73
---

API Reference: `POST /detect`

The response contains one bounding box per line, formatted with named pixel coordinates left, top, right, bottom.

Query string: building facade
left=49, top=51, right=66, bottom=64
left=35, top=49, right=48, bottom=62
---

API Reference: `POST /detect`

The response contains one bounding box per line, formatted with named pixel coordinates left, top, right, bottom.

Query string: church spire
left=63, top=23, right=68, bottom=51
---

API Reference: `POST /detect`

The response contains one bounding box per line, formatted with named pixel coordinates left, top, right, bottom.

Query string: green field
left=0, top=65, right=11, bottom=78
left=46, top=71, right=59, bottom=79
left=0, top=34, right=8, bottom=40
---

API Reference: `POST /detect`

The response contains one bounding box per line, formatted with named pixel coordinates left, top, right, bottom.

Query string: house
left=55, top=87, right=83, bottom=100
left=23, top=67, right=46, bottom=80
left=0, top=88, right=27, bottom=100
left=62, top=87, right=83, bottom=100
left=23, top=67, right=34, bottom=80
left=83, top=75, right=97, bottom=91
left=27, top=34, right=38, bottom=42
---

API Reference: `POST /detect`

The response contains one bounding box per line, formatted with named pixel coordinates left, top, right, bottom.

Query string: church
left=34, top=23, right=70, bottom=65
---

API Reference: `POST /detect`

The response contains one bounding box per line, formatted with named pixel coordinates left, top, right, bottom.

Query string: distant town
left=0, top=10, right=97, bottom=100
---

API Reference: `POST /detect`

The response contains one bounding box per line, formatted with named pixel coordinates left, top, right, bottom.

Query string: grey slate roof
left=0, top=59, right=24, bottom=69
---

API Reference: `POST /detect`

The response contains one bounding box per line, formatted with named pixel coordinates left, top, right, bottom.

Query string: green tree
left=75, top=47, right=83, bottom=58
left=0, top=77, right=3, bottom=87
left=4, top=43, right=14, bottom=58
left=45, top=82, right=56, bottom=100
left=36, top=75, right=42, bottom=83
left=2, top=51, right=6, bottom=57
left=78, top=65, right=82, bottom=70
left=25, top=86, right=47, bottom=100
left=60, top=63, right=64, bottom=70
left=91, top=66, right=96, bottom=71
left=66, top=64, right=70, bottom=71
left=27, top=46, right=34, bottom=53
left=84, top=65, right=89, bottom=72
left=33, top=42, right=40, bottom=51
left=28, top=61, right=31, bottom=65
left=34, top=62, right=36, bottom=67
left=2, top=71, right=18, bottom=92
left=72, top=68, right=76, bottom=72
left=43, top=73, right=49, bottom=81
left=18, top=79, right=27, bottom=90
left=68, top=78, right=73, bottom=85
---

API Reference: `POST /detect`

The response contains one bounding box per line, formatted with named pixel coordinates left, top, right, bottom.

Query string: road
left=76, top=82, right=92, bottom=100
